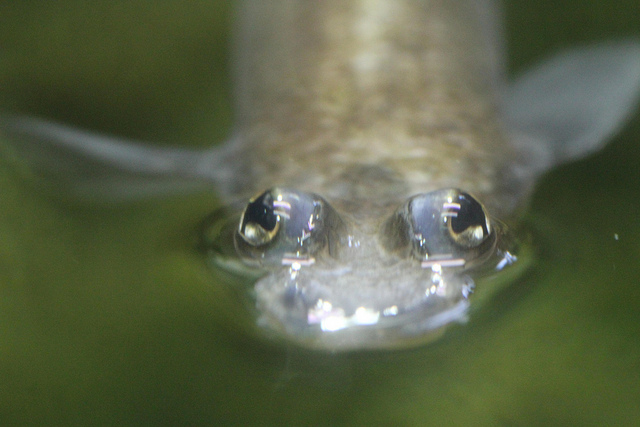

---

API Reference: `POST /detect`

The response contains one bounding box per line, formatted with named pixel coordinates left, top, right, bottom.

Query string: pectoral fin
left=506, top=40, right=640, bottom=170
left=0, top=116, right=232, bottom=201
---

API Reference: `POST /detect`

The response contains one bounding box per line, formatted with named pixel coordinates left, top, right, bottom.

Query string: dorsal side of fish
left=231, top=0, right=517, bottom=216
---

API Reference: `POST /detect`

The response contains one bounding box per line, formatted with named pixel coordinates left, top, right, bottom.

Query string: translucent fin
left=506, top=40, right=640, bottom=170
left=0, top=116, right=231, bottom=201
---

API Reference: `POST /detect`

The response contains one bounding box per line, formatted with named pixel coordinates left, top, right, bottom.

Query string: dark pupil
left=450, top=193, right=488, bottom=235
left=242, top=192, right=278, bottom=232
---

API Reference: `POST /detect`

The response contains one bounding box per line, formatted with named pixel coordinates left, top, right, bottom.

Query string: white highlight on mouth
left=421, top=257, right=465, bottom=268
left=383, top=305, right=399, bottom=316
left=282, top=256, right=316, bottom=267
left=307, top=301, right=381, bottom=332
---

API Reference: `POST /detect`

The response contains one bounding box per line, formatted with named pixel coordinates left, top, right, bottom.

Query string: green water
left=1, top=1, right=639, bottom=425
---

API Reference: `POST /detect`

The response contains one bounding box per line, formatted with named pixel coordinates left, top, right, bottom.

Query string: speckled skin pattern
left=227, top=0, right=519, bottom=219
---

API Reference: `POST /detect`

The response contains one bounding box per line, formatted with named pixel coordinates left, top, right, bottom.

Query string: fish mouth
left=252, top=259, right=475, bottom=350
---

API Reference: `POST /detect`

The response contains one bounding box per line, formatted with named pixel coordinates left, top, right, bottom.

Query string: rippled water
left=1, top=1, right=639, bottom=424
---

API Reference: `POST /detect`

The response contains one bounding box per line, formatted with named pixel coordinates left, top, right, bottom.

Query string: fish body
left=231, top=1, right=514, bottom=215
left=2, top=1, right=640, bottom=350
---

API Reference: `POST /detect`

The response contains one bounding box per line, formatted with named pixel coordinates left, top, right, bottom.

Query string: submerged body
left=2, top=1, right=640, bottom=350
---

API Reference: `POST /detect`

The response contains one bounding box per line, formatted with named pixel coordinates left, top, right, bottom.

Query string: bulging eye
left=235, top=188, right=345, bottom=267
left=444, top=192, right=491, bottom=247
left=380, top=189, right=496, bottom=265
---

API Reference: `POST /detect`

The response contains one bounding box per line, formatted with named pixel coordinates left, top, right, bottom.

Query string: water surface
left=1, top=1, right=639, bottom=424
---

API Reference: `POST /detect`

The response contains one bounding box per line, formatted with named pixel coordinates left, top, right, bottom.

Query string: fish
left=2, top=0, right=640, bottom=351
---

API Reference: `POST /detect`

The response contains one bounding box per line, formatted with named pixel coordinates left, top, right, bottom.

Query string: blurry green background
left=1, top=1, right=639, bottom=425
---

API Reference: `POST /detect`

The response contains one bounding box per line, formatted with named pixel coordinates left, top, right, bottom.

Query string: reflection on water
left=1, top=0, right=639, bottom=424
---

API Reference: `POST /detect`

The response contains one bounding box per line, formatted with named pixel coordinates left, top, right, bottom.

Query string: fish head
left=211, top=187, right=513, bottom=350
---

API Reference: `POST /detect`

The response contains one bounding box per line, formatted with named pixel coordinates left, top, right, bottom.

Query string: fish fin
left=0, top=115, right=227, bottom=201
left=505, top=40, right=640, bottom=169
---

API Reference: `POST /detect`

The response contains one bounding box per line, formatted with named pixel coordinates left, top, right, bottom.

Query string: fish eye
left=235, top=188, right=345, bottom=267
left=238, top=191, right=280, bottom=246
left=380, top=189, right=495, bottom=264
left=444, top=192, right=491, bottom=248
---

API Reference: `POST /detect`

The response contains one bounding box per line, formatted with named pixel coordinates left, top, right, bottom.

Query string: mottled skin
left=228, top=0, right=518, bottom=218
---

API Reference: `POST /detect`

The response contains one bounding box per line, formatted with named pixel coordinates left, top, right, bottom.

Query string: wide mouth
left=251, top=258, right=475, bottom=350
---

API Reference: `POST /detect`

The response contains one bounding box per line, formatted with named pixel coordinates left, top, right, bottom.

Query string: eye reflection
left=234, top=188, right=346, bottom=267
left=380, top=188, right=496, bottom=266
left=238, top=191, right=281, bottom=246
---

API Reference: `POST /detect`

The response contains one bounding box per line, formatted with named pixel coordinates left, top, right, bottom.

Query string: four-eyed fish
left=2, top=0, right=640, bottom=350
